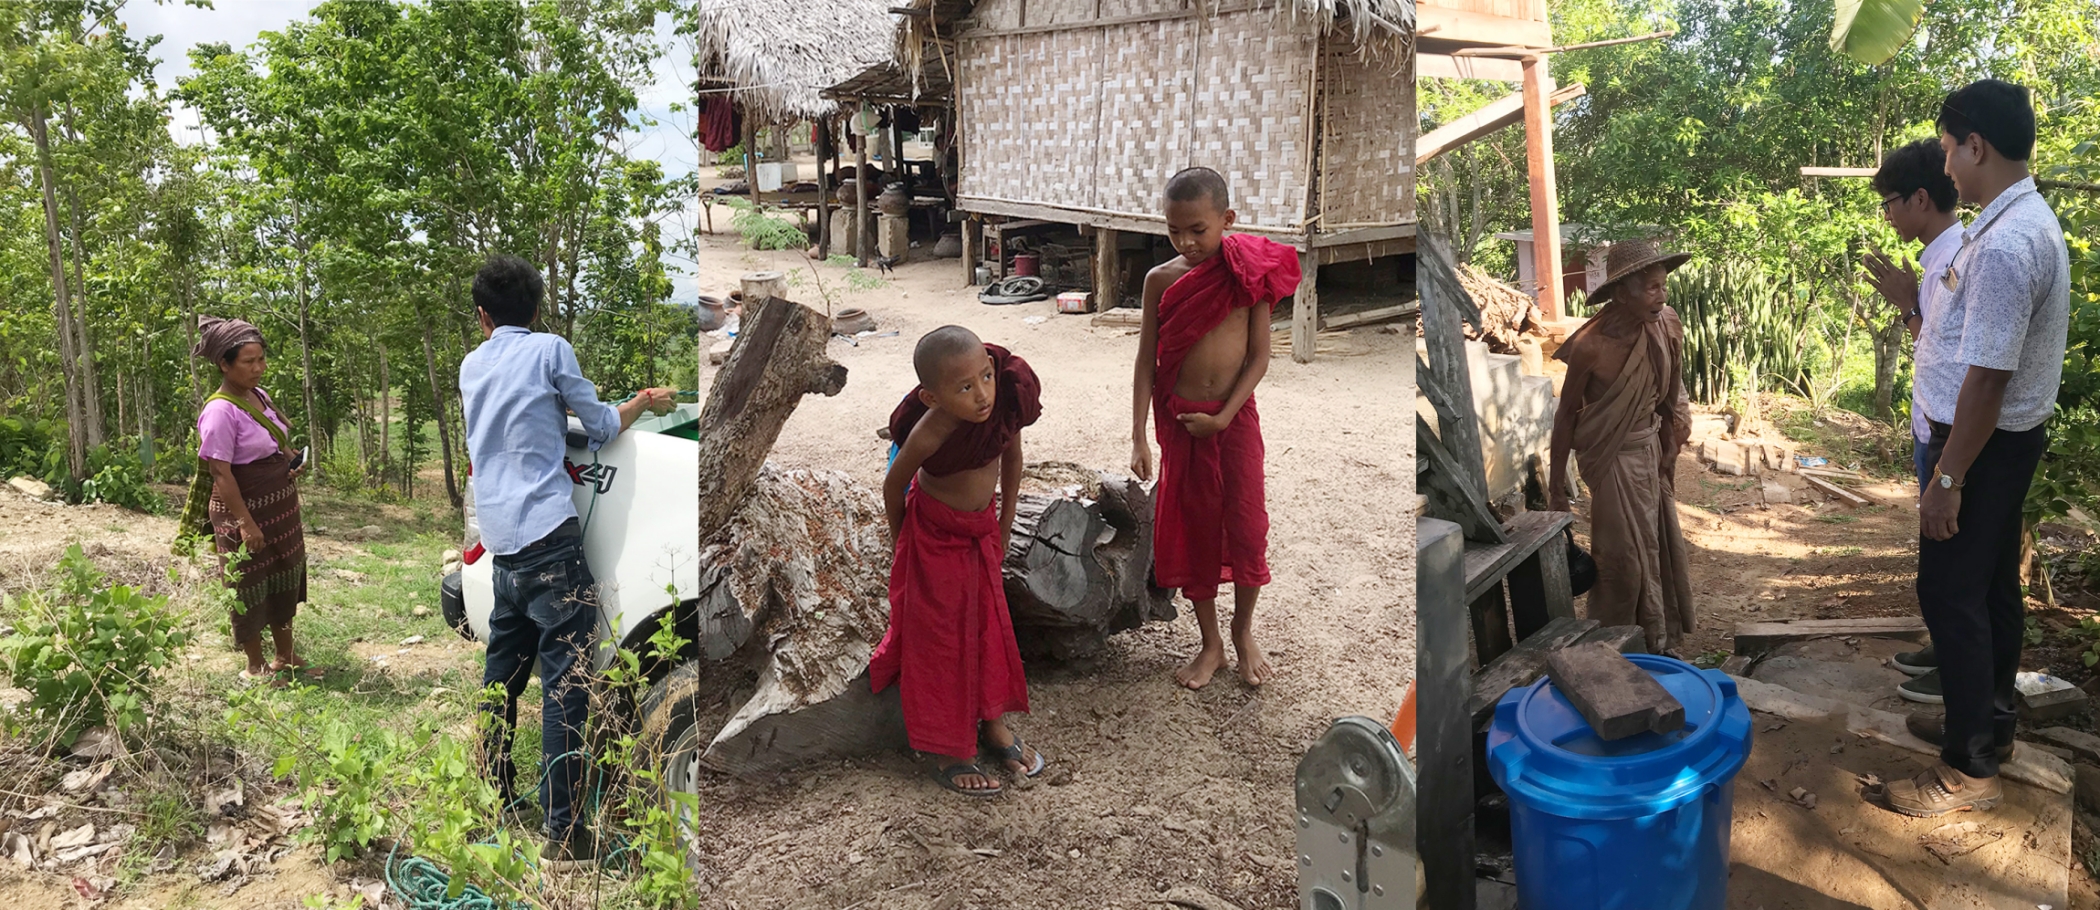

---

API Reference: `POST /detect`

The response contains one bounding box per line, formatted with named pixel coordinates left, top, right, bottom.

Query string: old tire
left=638, top=661, right=707, bottom=804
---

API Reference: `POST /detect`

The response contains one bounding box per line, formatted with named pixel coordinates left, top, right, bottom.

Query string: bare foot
left=1176, top=644, right=1228, bottom=689
left=1233, top=631, right=1272, bottom=687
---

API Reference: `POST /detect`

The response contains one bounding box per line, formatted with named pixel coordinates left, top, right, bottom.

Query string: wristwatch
left=1933, top=466, right=1965, bottom=491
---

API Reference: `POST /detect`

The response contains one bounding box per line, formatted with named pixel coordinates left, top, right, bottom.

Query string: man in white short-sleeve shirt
left=1881, top=79, right=2069, bottom=819
left=1864, top=138, right=1966, bottom=707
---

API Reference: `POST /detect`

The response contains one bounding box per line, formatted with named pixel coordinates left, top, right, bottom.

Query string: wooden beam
left=1522, top=55, right=1565, bottom=321
left=1418, top=83, right=1585, bottom=165
left=1309, top=222, right=1417, bottom=248
left=1453, top=29, right=1675, bottom=58
left=1419, top=51, right=1524, bottom=83
left=1291, top=250, right=1319, bottom=364
left=1092, top=226, right=1121, bottom=312
left=1733, top=617, right=1927, bottom=657
left=1315, top=236, right=1414, bottom=266
left=1416, top=6, right=1551, bottom=49
left=816, top=116, right=833, bottom=259
left=957, top=194, right=1308, bottom=243
left=1321, top=303, right=1416, bottom=330
left=855, top=101, right=872, bottom=267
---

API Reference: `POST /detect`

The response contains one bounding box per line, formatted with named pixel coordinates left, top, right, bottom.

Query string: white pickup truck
left=439, top=403, right=700, bottom=670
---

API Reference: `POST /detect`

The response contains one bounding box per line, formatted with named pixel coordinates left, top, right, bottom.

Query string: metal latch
left=1296, top=716, right=1416, bottom=910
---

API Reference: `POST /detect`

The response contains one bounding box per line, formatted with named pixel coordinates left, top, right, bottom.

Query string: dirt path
left=695, top=229, right=1415, bottom=907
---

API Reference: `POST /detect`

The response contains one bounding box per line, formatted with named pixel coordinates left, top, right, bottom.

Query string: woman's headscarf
left=193, top=316, right=264, bottom=365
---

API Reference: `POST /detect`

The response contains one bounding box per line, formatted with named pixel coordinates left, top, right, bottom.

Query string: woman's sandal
left=992, top=735, right=1046, bottom=778
left=268, top=658, right=326, bottom=681
left=239, top=669, right=287, bottom=689
left=937, top=763, right=1003, bottom=799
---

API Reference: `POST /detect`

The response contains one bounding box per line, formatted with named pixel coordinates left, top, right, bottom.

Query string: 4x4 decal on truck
left=565, top=458, right=617, bottom=494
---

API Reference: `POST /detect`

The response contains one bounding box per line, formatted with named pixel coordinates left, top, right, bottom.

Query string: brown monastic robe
left=1565, top=309, right=1696, bottom=652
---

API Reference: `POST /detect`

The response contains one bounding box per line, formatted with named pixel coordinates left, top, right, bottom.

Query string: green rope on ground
left=380, top=750, right=642, bottom=909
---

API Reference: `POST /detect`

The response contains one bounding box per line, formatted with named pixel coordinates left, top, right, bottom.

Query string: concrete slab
left=1751, top=637, right=1918, bottom=717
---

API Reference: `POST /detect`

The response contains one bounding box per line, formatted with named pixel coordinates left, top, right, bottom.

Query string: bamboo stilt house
left=860, top=0, right=1415, bottom=361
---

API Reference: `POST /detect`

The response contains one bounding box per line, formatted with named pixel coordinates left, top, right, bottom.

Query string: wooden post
left=962, top=216, right=981, bottom=286
left=855, top=100, right=872, bottom=268
left=1290, top=249, right=1319, bottom=364
left=743, top=114, right=762, bottom=208
left=1091, top=226, right=1120, bottom=311
left=1522, top=55, right=1564, bottom=322
left=816, top=116, right=833, bottom=259
left=1416, top=518, right=1477, bottom=910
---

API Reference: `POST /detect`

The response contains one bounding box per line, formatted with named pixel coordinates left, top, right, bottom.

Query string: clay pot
left=697, top=296, right=726, bottom=332
left=833, top=308, right=877, bottom=334
left=836, top=180, right=858, bottom=206
left=932, top=232, right=963, bottom=259
left=877, top=184, right=910, bottom=217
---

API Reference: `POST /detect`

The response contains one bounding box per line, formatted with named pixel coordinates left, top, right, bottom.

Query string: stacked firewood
left=1457, top=264, right=1548, bottom=354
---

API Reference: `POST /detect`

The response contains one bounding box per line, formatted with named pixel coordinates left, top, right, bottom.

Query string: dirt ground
left=693, top=216, right=1415, bottom=907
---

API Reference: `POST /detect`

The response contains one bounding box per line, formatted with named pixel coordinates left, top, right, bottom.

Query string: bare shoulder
left=1147, top=257, right=1194, bottom=288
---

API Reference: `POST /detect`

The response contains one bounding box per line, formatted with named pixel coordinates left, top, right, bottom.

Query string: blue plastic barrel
left=1487, top=653, right=1752, bottom=910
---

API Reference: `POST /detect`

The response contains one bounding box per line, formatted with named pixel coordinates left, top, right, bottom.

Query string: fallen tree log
left=691, top=296, right=1176, bottom=776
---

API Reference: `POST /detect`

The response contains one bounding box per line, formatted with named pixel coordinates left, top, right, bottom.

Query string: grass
left=1815, top=513, right=1861, bottom=524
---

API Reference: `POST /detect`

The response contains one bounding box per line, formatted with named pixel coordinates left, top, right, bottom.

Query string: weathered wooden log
left=695, top=295, right=846, bottom=540
left=1002, top=471, right=1176, bottom=660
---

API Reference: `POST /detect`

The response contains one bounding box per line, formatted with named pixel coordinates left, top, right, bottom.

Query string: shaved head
left=1165, top=166, right=1230, bottom=214
left=913, top=325, right=984, bottom=385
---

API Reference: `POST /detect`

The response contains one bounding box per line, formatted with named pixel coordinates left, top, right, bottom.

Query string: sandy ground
left=694, top=223, right=1416, bottom=908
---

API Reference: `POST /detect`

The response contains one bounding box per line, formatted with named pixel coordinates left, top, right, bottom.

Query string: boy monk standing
left=1132, top=166, right=1302, bottom=690
left=870, top=326, right=1048, bottom=797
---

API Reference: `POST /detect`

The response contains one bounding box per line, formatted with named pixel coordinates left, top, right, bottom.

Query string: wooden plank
left=1322, top=304, right=1417, bottom=330
left=1417, top=6, right=1552, bottom=49
left=1522, top=55, right=1564, bottom=321
left=1546, top=642, right=1686, bottom=740
left=1314, top=236, right=1415, bottom=266
left=1470, top=581, right=1514, bottom=667
left=1418, top=412, right=1505, bottom=544
left=1419, top=51, right=1524, bottom=83
left=1461, top=510, right=1568, bottom=603
left=1576, top=624, right=1647, bottom=654
left=1505, top=511, right=1576, bottom=639
left=1291, top=250, right=1319, bottom=364
left=1309, top=223, right=1418, bottom=248
left=1732, top=617, right=1928, bottom=657
left=1417, top=83, right=1584, bottom=165
left=1416, top=233, right=1493, bottom=537
left=958, top=194, right=1308, bottom=242
left=1091, top=309, right=1142, bottom=328
left=1803, top=474, right=1871, bottom=507
left=1416, top=517, right=1477, bottom=910
left=1467, top=615, right=1599, bottom=728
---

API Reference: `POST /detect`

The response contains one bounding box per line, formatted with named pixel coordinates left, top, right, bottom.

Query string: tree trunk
left=291, top=202, right=320, bottom=468
left=423, top=319, right=462, bottom=508
left=694, top=293, right=846, bottom=539
left=378, top=334, right=392, bottom=490
left=1003, top=472, right=1175, bottom=659
left=64, top=187, right=105, bottom=450
left=29, top=104, right=87, bottom=481
left=1871, top=319, right=1902, bottom=424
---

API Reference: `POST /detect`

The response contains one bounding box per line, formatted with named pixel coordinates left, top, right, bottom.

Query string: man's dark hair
left=1872, top=139, right=1958, bottom=213
left=1937, top=79, right=2036, bottom=162
left=1165, top=166, right=1231, bottom=213
left=913, top=325, right=983, bottom=386
left=473, top=255, right=544, bottom=328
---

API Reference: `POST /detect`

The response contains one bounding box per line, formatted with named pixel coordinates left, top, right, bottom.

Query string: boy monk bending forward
left=1133, top=166, right=1302, bottom=690
left=870, top=326, right=1049, bottom=798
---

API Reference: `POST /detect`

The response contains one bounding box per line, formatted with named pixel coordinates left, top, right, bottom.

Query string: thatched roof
left=698, top=0, right=897, bottom=124
left=879, top=0, right=1415, bottom=105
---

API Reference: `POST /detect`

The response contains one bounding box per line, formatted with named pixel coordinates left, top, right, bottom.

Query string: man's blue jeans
left=1915, top=437, right=1932, bottom=492
left=483, top=518, right=597, bottom=844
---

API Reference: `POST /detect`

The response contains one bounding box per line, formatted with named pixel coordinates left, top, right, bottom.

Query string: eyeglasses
left=1880, top=194, right=1908, bottom=212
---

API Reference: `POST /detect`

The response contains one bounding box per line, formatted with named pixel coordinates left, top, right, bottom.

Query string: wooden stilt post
left=1522, top=54, right=1564, bottom=322
left=854, top=99, right=872, bottom=268
left=1092, top=226, right=1120, bottom=312
left=962, top=216, right=980, bottom=286
left=816, top=116, right=833, bottom=259
left=743, top=115, right=763, bottom=208
left=1291, top=249, right=1319, bottom=364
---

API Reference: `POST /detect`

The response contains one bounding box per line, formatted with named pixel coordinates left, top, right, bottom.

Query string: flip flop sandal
left=239, top=670, right=287, bottom=689
left=992, top=735, right=1046, bottom=778
left=937, top=763, right=1003, bottom=799
left=270, top=661, right=327, bottom=680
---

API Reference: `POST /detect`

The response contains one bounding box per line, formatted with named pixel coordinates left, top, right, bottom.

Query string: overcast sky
left=119, top=0, right=698, bottom=305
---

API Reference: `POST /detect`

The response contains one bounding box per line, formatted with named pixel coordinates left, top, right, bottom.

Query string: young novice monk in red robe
left=1132, top=166, right=1302, bottom=690
left=870, top=326, right=1048, bottom=797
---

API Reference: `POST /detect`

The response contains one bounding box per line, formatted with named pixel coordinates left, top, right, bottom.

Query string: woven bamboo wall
left=1100, top=0, right=1187, bottom=17
left=1318, top=43, right=1414, bottom=227
left=957, top=3, right=1321, bottom=231
left=1033, top=0, right=1099, bottom=26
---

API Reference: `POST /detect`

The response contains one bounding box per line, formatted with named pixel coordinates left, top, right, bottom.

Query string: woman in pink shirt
left=191, top=316, right=312, bottom=684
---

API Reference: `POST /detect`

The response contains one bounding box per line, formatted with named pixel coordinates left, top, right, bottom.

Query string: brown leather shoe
left=1903, top=713, right=2015, bottom=763
left=1882, top=761, right=2002, bottom=817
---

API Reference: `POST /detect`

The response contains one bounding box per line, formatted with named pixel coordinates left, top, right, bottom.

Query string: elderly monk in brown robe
left=1547, top=239, right=1697, bottom=655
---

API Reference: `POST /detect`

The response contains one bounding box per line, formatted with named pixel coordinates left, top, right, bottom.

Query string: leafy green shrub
left=0, top=416, right=58, bottom=479
left=723, top=198, right=809, bottom=251
left=1669, top=261, right=1814, bottom=405
left=0, top=545, right=192, bottom=748
left=76, top=442, right=162, bottom=513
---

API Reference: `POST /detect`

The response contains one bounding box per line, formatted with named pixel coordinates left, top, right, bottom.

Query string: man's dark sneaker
left=542, top=828, right=603, bottom=871
left=500, top=799, right=544, bottom=832
left=1903, top=713, right=2014, bottom=763
left=1892, top=645, right=1938, bottom=676
left=1898, top=669, right=1944, bottom=704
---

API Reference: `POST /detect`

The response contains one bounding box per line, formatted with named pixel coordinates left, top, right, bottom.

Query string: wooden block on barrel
left=1545, top=641, right=1686, bottom=741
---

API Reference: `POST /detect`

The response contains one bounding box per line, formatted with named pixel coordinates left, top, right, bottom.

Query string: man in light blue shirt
left=1865, top=138, right=1965, bottom=705
left=459, top=254, right=672, bottom=868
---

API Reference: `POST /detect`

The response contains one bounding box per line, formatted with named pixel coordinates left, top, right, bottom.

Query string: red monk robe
left=1152, top=234, right=1301, bottom=600
left=870, top=344, right=1042, bottom=758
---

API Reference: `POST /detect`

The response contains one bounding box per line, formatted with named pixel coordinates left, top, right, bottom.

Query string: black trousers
left=1918, top=420, right=2048, bottom=778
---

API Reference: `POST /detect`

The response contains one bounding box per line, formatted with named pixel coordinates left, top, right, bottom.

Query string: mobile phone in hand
left=289, top=447, right=308, bottom=471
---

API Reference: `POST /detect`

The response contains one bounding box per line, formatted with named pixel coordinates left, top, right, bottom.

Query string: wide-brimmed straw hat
left=1590, top=238, right=1691, bottom=304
